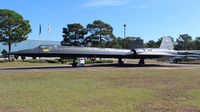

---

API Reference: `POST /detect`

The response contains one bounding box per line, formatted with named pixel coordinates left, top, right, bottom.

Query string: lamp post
left=123, top=24, right=126, bottom=39
left=123, top=24, right=126, bottom=48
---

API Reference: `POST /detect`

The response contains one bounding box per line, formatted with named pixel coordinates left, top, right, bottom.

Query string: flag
left=39, top=23, right=41, bottom=35
left=48, top=25, right=51, bottom=33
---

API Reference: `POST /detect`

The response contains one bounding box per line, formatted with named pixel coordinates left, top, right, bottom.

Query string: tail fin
left=160, top=36, right=174, bottom=50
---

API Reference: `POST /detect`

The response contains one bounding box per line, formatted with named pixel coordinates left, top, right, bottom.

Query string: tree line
left=61, top=20, right=143, bottom=49
left=61, top=20, right=116, bottom=47
left=61, top=21, right=200, bottom=50
left=145, top=34, right=200, bottom=50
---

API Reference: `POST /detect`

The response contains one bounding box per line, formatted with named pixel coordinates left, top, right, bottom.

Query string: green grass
left=0, top=59, right=114, bottom=68
left=0, top=62, right=63, bottom=68
left=0, top=67, right=200, bottom=111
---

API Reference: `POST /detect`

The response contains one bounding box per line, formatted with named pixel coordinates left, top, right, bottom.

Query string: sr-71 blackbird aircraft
left=10, top=37, right=200, bottom=67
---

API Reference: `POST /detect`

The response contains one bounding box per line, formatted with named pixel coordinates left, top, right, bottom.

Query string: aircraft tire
left=32, top=57, right=37, bottom=60
left=72, top=62, right=78, bottom=67
left=118, top=58, right=124, bottom=65
left=72, top=59, right=78, bottom=67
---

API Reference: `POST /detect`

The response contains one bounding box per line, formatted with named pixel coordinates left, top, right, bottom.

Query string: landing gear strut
left=14, top=55, right=19, bottom=60
left=32, top=57, right=37, bottom=60
left=21, top=56, right=26, bottom=60
left=138, top=58, right=145, bottom=65
left=118, top=58, right=124, bottom=65
left=72, top=58, right=78, bottom=67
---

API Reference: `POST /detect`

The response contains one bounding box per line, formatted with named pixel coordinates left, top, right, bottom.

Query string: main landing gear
left=118, top=58, right=124, bottom=65
left=21, top=56, right=26, bottom=60
left=138, top=58, right=145, bottom=65
left=72, top=58, right=78, bottom=67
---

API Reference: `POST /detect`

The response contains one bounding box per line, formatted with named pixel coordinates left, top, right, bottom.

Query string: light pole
left=123, top=24, right=126, bottom=48
left=123, top=24, right=126, bottom=39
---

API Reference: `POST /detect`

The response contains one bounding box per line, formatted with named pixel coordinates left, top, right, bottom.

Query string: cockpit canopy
left=38, top=45, right=59, bottom=49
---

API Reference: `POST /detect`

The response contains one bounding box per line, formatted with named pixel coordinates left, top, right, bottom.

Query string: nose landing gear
left=72, top=58, right=78, bottom=67
left=118, top=58, right=124, bottom=65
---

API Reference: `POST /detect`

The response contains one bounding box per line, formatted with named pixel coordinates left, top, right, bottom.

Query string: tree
left=175, top=34, right=194, bottom=50
left=105, top=37, right=122, bottom=48
left=86, top=20, right=114, bottom=47
left=0, top=9, right=31, bottom=61
left=61, top=23, right=87, bottom=46
left=145, top=36, right=174, bottom=48
left=145, top=40, right=157, bottom=48
left=194, top=37, right=200, bottom=50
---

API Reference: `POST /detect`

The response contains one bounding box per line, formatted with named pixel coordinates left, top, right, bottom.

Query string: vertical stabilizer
left=160, top=36, right=174, bottom=50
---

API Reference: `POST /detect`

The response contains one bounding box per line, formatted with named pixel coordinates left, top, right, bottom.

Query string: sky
left=0, top=0, right=200, bottom=42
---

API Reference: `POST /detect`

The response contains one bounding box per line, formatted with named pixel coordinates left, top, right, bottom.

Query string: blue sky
left=1, top=0, right=200, bottom=42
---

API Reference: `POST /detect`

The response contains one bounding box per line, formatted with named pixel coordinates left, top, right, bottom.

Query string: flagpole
left=48, top=24, right=51, bottom=45
left=39, top=23, right=42, bottom=45
left=47, top=28, right=49, bottom=45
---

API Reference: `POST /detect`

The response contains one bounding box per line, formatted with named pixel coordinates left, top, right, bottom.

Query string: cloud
left=82, top=0, right=130, bottom=8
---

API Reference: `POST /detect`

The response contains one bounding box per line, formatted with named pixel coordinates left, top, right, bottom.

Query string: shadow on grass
left=0, top=63, right=179, bottom=71
left=86, top=63, right=163, bottom=67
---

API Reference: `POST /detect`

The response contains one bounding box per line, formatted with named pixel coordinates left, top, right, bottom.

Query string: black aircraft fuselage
left=11, top=45, right=132, bottom=58
left=11, top=45, right=172, bottom=59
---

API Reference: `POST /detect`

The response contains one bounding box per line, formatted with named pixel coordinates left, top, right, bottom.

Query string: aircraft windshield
left=38, top=45, right=58, bottom=49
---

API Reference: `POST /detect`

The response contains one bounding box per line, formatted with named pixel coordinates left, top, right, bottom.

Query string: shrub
left=24, top=59, right=47, bottom=63
left=58, top=59, right=72, bottom=64
left=85, top=60, right=113, bottom=64
left=22, top=59, right=113, bottom=64
left=46, top=60, right=59, bottom=63
left=0, top=59, right=8, bottom=63
left=0, top=60, right=5, bottom=63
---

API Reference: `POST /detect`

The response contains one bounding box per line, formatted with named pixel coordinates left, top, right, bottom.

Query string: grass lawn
left=0, top=62, right=64, bottom=68
left=0, top=67, right=200, bottom=111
